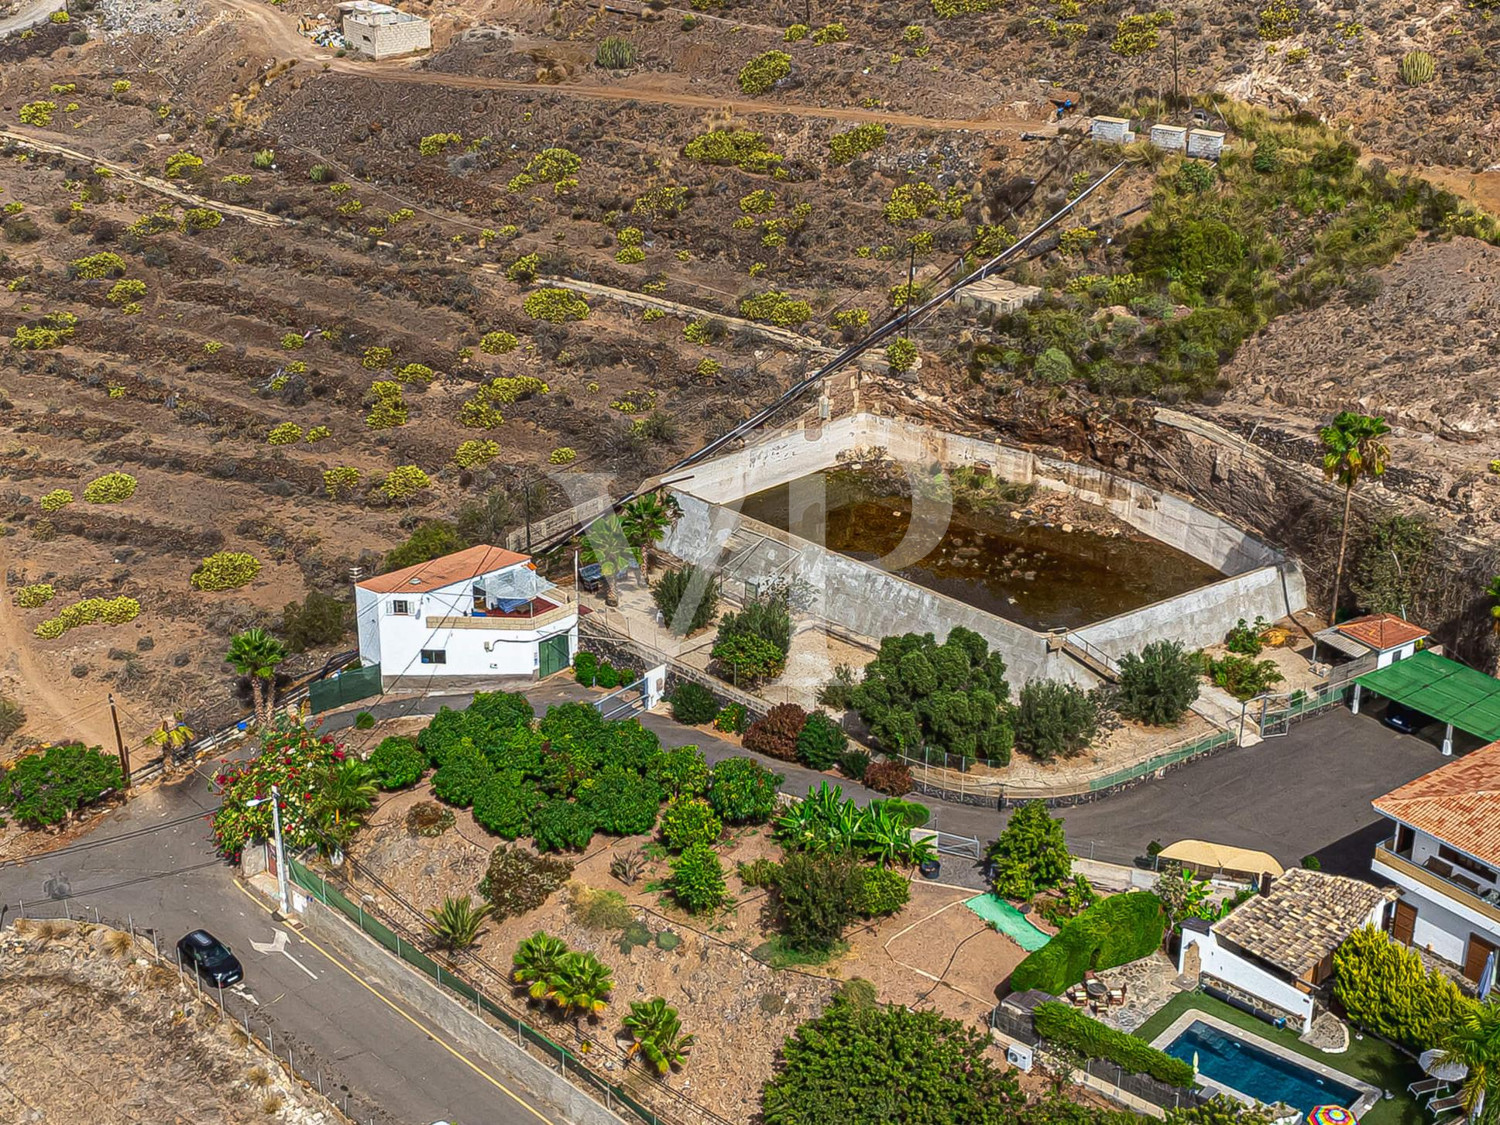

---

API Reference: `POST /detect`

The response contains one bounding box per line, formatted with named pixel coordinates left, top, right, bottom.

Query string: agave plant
left=623, top=997, right=696, bottom=1075
left=427, top=895, right=493, bottom=951
left=546, top=950, right=614, bottom=1022
left=512, top=932, right=568, bottom=1001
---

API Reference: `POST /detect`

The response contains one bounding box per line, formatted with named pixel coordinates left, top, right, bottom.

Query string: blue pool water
left=1163, top=1020, right=1361, bottom=1114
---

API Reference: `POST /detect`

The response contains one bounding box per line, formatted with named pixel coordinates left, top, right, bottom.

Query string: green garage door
left=538, top=634, right=570, bottom=679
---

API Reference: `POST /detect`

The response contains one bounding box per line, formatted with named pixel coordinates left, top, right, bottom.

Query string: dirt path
left=0, top=591, right=119, bottom=752
left=0, top=0, right=59, bottom=35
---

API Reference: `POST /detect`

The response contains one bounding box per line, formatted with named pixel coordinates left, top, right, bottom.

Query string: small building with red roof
left=1313, top=612, right=1430, bottom=672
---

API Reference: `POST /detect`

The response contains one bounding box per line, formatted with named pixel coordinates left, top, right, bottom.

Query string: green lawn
left=1134, top=992, right=1425, bottom=1125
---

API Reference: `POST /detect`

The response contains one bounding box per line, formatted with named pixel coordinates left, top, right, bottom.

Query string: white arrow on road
left=230, top=983, right=261, bottom=1005
left=250, top=929, right=319, bottom=981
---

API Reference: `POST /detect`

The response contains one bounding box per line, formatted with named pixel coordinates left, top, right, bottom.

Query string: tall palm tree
left=545, top=950, right=613, bottom=1023
left=623, top=998, right=696, bottom=1075
left=579, top=513, right=640, bottom=606
left=1320, top=411, right=1391, bottom=624
left=226, top=628, right=288, bottom=729
left=1440, top=999, right=1500, bottom=1119
left=512, top=932, right=568, bottom=1002
left=427, top=896, right=493, bottom=952
left=622, top=492, right=682, bottom=586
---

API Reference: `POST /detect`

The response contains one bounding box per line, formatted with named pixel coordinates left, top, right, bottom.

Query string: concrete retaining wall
left=294, top=894, right=628, bottom=1125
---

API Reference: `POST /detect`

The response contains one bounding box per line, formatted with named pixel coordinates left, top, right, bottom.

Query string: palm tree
left=226, top=628, right=288, bottom=729
left=623, top=998, right=696, bottom=1075
left=622, top=493, right=681, bottom=586
left=317, top=758, right=377, bottom=826
left=1319, top=411, right=1391, bottom=624
left=512, top=932, right=568, bottom=1002
left=427, top=896, right=493, bottom=952
left=579, top=513, right=640, bottom=606
left=545, top=950, right=613, bottom=1022
left=1440, top=999, right=1500, bottom=1119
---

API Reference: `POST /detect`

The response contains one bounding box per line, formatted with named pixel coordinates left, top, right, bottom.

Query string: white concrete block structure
left=1373, top=742, right=1500, bottom=980
left=1187, top=129, right=1226, bottom=159
left=339, top=1, right=430, bottom=59
left=354, top=545, right=576, bottom=688
left=1149, top=124, right=1187, bottom=151
left=1090, top=116, right=1131, bottom=143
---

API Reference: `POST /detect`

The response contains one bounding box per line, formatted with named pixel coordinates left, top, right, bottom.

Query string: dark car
left=1383, top=701, right=1427, bottom=735
left=176, top=929, right=243, bottom=987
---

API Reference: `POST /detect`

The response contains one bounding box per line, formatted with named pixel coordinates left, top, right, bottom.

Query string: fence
left=309, top=663, right=382, bottom=714
left=1253, top=681, right=1350, bottom=737
left=286, top=854, right=738, bottom=1125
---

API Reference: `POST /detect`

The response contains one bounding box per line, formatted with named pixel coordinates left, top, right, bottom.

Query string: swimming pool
left=1162, top=1019, right=1363, bottom=1115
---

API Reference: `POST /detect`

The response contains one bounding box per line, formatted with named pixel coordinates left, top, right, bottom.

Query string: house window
left=388, top=600, right=412, bottom=616
left=420, top=649, right=446, bottom=665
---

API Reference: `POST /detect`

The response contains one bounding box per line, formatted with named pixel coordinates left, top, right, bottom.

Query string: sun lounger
left=1409, top=1079, right=1448, bottom=1096
left=1427, top=1094, right=1465, bottom=1116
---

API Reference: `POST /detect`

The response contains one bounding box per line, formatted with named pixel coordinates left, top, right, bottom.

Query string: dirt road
left=0, top=0, right=60, bottom=36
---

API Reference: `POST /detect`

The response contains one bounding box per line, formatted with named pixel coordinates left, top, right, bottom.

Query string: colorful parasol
left=1307, top=1106, right=1357, bottom=1125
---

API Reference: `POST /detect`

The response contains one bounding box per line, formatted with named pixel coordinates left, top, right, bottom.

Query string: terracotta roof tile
left=1214, top=868, right=1396, bottom=978
left=356, top=544, right=531, bottom=595
left=1373, top=740, right=1500, bottom=866
left=1336, top=613, right=1430, bottom=652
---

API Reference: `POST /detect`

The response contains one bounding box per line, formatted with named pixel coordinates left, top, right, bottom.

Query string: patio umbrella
left=1307, top=1106, right=1357, bottom=1125
left=1418, top=1049, right=1469, bottom=1082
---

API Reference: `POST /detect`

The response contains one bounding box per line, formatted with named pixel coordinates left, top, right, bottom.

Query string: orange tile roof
left=1373, top=740, right=1500, bottom=865
left=357, top=544, right=531, bottom=594
left=1335, top=613, right=1430, bottom=652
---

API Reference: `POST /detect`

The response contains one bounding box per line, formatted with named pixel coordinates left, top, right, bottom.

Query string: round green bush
left=669, top=842, right=726, bottom=913
left=659, top=796, right=722, bottom=851
left=854, top=865, right=911, bottom=917
left=573, top=651, right=598, bottom=686
left=596, top=662, right=620, bottom=690
left=796, top=712, right=848, bottom=771
left=531, top=798, right=597, bottom=852
left=708, top=756, right=782, bottom=824
left=82, top=471, right=137, bottom=504
left=368, top=736, right=425, bottom=789
left=431, top=743, right=493, bottom=808
left=738, top=50, right=792, bottom=95
left=579, top=768, right=663, bottom=835
left=190, top=551, right=263, bottom=591
left=354, top=711, right=376, bottom=730
left=648, top=745, right=709, bottom=798
left=669, top=681, right=718, bottom=725
left=473, top=772, right=542, bottom=839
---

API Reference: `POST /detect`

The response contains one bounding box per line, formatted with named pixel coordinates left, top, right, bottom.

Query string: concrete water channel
left=660, top=412, right=1308, bottom=686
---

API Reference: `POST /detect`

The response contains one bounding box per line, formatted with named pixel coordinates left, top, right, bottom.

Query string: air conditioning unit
left=1006, top=1043, right=1034, bottom=1072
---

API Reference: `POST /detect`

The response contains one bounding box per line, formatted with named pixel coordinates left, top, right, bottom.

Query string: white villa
left=354, top=545, right=577, bottom=688
left=1373, top=741, right=1500, bottom=981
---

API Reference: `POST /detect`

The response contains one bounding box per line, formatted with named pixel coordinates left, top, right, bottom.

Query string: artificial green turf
left=1134, top=992, right=1425, bottom=1125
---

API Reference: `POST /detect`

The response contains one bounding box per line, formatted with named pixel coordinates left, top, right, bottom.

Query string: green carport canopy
left=1355, top=649, right=1500, bottom=741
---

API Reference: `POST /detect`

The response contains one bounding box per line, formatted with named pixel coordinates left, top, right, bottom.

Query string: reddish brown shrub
left=863, top=760, right=913, bottom=797
left=742, top=702, right=807, bottom=761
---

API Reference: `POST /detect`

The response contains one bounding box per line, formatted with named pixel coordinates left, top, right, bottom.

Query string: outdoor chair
left=1427, top=1093, right=1465, bottom=1117
left=1409, top=1079, right=1448, bottom=1096
left=1107, top=989, right=1124, bottom=1006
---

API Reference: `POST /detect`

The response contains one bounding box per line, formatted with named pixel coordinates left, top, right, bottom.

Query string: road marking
left=231, top=984, right=261, bottom=1005
left=232, top=880, right=560, bottom=1125
left=250, top=928, right=319, bottom=980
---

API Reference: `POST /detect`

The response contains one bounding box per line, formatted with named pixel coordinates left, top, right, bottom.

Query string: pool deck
left=1149, top=1010, right=1381, bottom=1118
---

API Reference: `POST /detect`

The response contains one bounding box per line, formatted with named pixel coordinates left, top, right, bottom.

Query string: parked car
left=176, top=929, right=243, bottom=986
left=1382, top=701, right=1427, bottom=735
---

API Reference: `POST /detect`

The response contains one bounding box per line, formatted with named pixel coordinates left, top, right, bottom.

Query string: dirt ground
left=345, top=773, right=1026, bottom=1122
left=0, top=919, right=340, bottom=1124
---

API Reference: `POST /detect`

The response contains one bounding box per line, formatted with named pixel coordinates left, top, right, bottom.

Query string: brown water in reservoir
left=736, top=470, right=1225, bottom=631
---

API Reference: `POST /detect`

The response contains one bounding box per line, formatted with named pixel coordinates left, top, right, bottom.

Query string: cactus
left=1400, top=50, right=1434, bottom=87
left=595, top=36, right=636, bottom=69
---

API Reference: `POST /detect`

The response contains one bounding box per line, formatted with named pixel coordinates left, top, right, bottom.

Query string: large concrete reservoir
left=659, top=412, right=1307, bottom=685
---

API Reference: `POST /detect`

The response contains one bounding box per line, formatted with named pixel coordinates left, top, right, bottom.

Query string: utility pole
left=902, top=245, right=916, bottom=339
left=1169, top=27, right=1181, bottom=112
left=108, top=693, right=130, bottom=789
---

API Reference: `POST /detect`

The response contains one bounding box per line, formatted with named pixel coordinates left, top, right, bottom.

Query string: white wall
left=1179, top=928, right=1314, bottom=1033
left=1375, top=836, right=1500, bottom=968
left=1375, top=642, right=1418, bottom=670
left=354, top=585, right=381, bottom=667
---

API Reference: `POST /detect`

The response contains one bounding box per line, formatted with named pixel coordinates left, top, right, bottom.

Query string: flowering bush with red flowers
left=211, top=714, right=346, bottom=860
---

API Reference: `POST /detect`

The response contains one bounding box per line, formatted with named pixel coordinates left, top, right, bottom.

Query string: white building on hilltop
left=354, top=545, right=577, bottom=688
left=338, top=1, right=430, bottom=59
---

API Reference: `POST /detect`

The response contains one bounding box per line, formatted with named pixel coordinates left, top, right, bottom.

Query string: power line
left=0, top=810, right=212, bottom=870
left=1, top=859, right=223, bottom=909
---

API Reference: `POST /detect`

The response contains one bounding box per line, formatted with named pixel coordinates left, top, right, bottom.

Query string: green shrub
left=1116, top=641, right=1201, bottom=725
left=82, top=472, right=137, bottom=503
left=738, top=51, right=792, bottom=95
left=431, top=743, right=493, bottom=807
left=595, top=35, right=637, bottom=68
left=380, top=465, right=430, bottom=502
left=986, top=801, right=1071, bottom=899
left=829, top=123, right=887, bottom=164
left=531, top=798, right=597, bottom=851
left=737, top=289, right=811, bottom=327
left=383, top=521, right=465, bottom=572
left=743, top=703, right=807, bottom=761
left=479, top=330, right=518, bottom=354
left=524, top=288, right=590, bottom=322
left=251, top=149, right=276, bottom=169
left=369, top=736, right=426, bottom=789
left=659, top=796, right=721, bottom=851
left=15, top=583, right=55, bottom=608
left=267, top=422, right=303, bottom=446
left=738, top=857, right=782, bottom=888
left=796, top=713, right=848, bottom=770
left=1035, top=1001, right=1192, bottom=1085
left=164, top=152, right=203, bottom=178
left=653, top=565, right=719, bottom=635
left=1010, top=892, right=1165, bottom=995
left=1225, top=616, right=1267, bottom=656
left=853, top=865, right=911, bottom=917
left=418, top=133, right=460, bottom=156
left=669, top=842, right=726, bottom=913
left=573, top=651, right=598, bottom=686
left=39, top=488, right=73, bottom=512
left=862, top=760, right=912, bottom=796
left=324, top=467, right=361, bottom=499
left=1, top=743, right=123, bottom=828
left=811, top=22, right=847, bottom=43
left=19, top=101, right=59, bottom=127
left=473, top=772, right=543, bottom=838
left=596, top=662, right=620, bottom=690
left=578, top=768, right=663, bottom=835
left=480, top=845, right=574, bottom=919
left=714, top=703, right=748, bottom=733
left=33, top=595, right=141, bottom=639
left=682, top=129, right=783, bottom=174
left=1013, top=680, right=1100, bottom=762
left=838, top=748, right=870, bottom=781
left=190, top=551, right=262, bottom=591
left=354, top=712, right=377, bottom=730
left=873, top=798, right=929, bottom=828
left=776, top=850, right=861, bottom=950
left=784, top=22, right=808, bottom=41
left=1207, top=654, right=1283, bottom=700
left=707, top=756, right=782, bottom=824
left=669, top=681, right=718, bottom=725
left=1400, top=50, right=1435, bottom=86
left=1333, top=925, right=1470, bottom=1048
left=886, top=338, right=918, bottom=374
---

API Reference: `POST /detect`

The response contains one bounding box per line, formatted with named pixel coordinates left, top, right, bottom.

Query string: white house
left=1373, top=741, right=1500, bottom=980
left=1177, top=868, right=1396, bottom=1034
left=354, top=545, right=577, bottom=688
left=1313, top=612, right=1429, bottom=672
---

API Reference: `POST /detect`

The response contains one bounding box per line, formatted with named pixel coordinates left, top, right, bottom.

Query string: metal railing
left=288, top=854, right=738, bottom=1125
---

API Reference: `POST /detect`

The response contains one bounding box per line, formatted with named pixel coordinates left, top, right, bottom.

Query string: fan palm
left=427, top=896, right=494, bottom=952
left=622, top=493, right=681, bottom=586
left=317, top=759, right=377, bottom=826
left=225, top=628, right=288, bottom=729
left=1440, top=999, right=1500, bottom=1119
left=623, top=998, right=696, bottom=1075
left=512, top=932, right=568, bottom=1002
left=545, top=950, right=614, bottom=1022
left=579, top=514, right=640, bottom=604
left=1319, top=411, right=1391, bottom=624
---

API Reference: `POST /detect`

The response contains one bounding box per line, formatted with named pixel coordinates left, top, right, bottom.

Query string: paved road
left=0, top=0, right=60, bottom=36
left=0, top=762, right=563, bottom=1125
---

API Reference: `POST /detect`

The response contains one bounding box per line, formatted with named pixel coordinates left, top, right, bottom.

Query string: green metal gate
left=538, top=634, right=570, bottom=679
left=308, top=663, right=382, bottom=713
